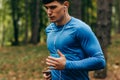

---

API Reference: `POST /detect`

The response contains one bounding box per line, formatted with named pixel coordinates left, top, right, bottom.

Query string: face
left=44, top=1, right=66, bottom=23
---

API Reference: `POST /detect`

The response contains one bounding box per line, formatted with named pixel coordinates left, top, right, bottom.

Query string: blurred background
left=0, top=0, right=120, bottom=80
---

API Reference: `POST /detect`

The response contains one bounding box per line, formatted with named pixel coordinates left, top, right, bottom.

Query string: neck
left=55, top=14, right=71, bottom=26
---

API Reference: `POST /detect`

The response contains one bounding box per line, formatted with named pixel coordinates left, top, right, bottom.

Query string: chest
left=47, top=28, right=76, bottom=50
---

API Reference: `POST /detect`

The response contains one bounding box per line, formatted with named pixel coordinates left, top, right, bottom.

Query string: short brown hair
left=41, top=0, right=69, bottom=4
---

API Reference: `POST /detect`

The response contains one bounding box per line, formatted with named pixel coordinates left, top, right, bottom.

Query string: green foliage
left=81, top=0, right=97, bottom=28
left=0, top=0, right=14, bottom=46
left=0, top=0, right=49, bottom=46
left=0, top=0, right=119, bottom=46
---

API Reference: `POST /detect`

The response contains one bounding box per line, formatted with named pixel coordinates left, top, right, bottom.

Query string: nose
left=47, top=9, right=52, bottom=15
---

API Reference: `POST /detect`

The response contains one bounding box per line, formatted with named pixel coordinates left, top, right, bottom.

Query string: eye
left=50, top=6, right=57, bottom=10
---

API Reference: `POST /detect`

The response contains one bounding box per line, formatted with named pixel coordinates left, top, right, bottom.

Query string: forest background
left=0, top=0, right=120, bottom=80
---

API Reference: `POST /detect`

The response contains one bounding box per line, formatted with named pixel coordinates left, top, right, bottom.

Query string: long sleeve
left=65, top=26, right=106, bottom=71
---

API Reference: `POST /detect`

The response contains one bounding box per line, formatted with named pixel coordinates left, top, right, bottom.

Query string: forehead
left=44, top=1, right=63, bottom=7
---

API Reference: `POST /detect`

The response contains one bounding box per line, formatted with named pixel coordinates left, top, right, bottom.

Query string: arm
left=43, top=70, right=51, bottom=80
left=65, top=26, right=106, bottom=71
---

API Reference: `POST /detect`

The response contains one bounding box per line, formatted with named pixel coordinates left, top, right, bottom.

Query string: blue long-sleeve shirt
left=45, top=17, right=106, bottom=80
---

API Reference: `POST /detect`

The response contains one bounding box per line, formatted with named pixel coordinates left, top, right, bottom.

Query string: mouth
left=49, top=16, right=55, bottom=20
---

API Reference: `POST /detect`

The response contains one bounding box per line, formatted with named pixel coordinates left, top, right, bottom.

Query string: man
left=42, top=0, right=106, bottom=80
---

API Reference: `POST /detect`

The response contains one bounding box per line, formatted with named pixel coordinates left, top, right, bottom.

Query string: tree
left=81, top=0, right=92, bottom=24
left=0, top=0, right=4, bottom=46
left=24, top=0, right=29, bottom=44
left=30, top=0, right=40, bottom=44
left=10, top=0, right=20, bottom=45
left=70, top=0, right=81, bottom=19
left=94, top=0, right=113, bottom=78
left=114, top=0, right=120, bottom=33
left=80, top=0, right=97, bottom=29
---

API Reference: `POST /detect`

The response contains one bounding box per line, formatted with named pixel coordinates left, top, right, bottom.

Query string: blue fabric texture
left=45, top=17, right=106, bottom=80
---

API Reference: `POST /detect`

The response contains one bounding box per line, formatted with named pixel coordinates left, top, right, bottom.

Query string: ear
left=63, top=1, right=69, bottom=8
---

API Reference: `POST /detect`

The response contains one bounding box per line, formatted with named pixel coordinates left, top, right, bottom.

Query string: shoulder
left=69, top=17, right=95, bottom=40
left=69, top=17, right=92, bottom=33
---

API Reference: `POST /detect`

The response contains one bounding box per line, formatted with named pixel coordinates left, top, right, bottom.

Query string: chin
left=50, top=20, right=57, bottom=23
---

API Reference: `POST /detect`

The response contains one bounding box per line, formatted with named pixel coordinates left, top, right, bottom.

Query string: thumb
left=57, top=50, right=64, bottom=57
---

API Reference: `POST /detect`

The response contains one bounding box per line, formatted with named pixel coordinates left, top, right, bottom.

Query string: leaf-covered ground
left=0, top=45, right=49, bottom=80
left=0, top=34, right=120, bottom=80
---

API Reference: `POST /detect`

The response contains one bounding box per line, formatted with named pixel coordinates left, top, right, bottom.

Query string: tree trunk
left=0, top=0, right=4, bottom=47
left=24, top=0, right=29, bottom=44
left=70, top=0, right=81, bottom=19
left=113, top=0, right=120, bottom=33
left=94, top=0, right=113, bottom=78
left=81, top=0, right=95, bottom=27
left=11, top=0, right=19, bottom=45
left=0, top=15, right=5, bottom=47
left=30, top=0, right=40, bottom=44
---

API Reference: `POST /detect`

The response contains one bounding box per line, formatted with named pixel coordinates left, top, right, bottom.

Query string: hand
left=43, top=73, right=51, bottom=80
left=43, top=70, right=51, bottom=80
left=46, top=50, right=66, bottom=70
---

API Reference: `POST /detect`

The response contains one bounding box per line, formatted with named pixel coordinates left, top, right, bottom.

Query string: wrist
left=65, top=60, right=71, bottom=69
